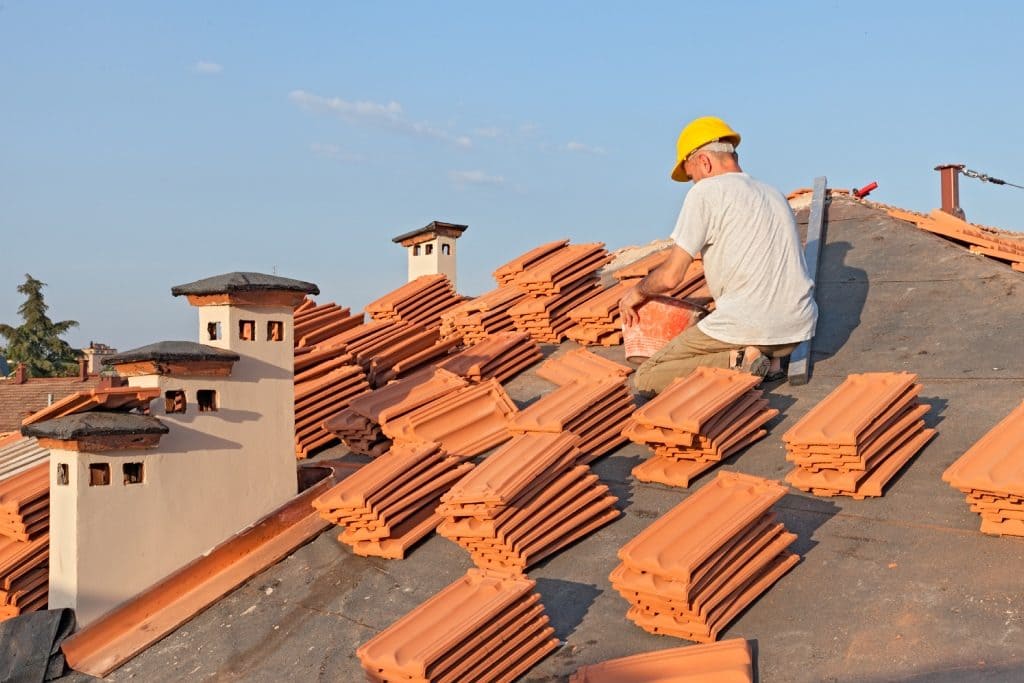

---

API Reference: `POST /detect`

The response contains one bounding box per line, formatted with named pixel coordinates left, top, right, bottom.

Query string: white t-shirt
left=670, top=172, right=817, bottom=345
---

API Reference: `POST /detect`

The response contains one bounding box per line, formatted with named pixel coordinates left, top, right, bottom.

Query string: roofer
left=621, top=116, right=817, bottom=394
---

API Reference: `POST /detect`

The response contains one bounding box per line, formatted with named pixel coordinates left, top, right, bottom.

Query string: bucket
left=623, top=296, right=707, bottom=363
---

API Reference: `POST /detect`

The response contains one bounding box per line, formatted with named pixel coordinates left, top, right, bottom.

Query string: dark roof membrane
left=171, top=272, right=320, bottom=297
left=103, top=341, right=240, bottom=367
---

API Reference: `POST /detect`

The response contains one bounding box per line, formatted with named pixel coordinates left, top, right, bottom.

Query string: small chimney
left=14, top=363, right=27, bottom=385
left=935, top=164, right=966, bottom=220
left=78, top=357, right=88, bottom=381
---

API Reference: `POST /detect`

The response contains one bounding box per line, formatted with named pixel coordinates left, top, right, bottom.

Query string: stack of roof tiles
left=508, top=379, right=634, bottom=464
left=437, top=433, right=620, bottom=573
left=0, top=534, right=47, bottom=621
left=942, top=401, right=1024, bottom=536
left=884, top=206, right=1024, bottom=272
left=313, top=441, right=473, bottom=558
left=783, top=372, right=935, bottom=499
left=535, top=348, right=633, bottom=387
left=364, top=274, right=464, bottom=329
left=381, top=379, right=518, bottom=460
left=438, top=286, right=526, bottom=343
left=0, top=435, right=48, bottom=482
left=497, top=241, right=611, bottom=344
left=0, top=460, right=49, bottom=622
left=610, top=471, right=798, bottom=643
left=492, top=239, right=569, bottom=286
left=437, top=331, right=542, bottom=384
left=624, top=367, right=777, bottom=487
left=357, top=569, right=558, bottom=682
left=565, top=258, right=709, bottom=347
left=569, top=639, right=753, bottom=682
left=293, top=296, right=471, bottom=457
left=294, top=349, right=371, bottom=458
left=324, top=368, right=469, bottom=457
left=0, top=461, right=48, bottom=542
left=293, top=299, right=364, bottom=348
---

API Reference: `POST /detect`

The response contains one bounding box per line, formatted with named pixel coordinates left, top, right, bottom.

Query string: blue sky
left=2, top=2, right=1022, bottom=352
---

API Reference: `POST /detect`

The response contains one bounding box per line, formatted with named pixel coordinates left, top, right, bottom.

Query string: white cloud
left=450, top=170, right=505, bottom=188
left=309, top=143, right=363, bottom=162
left=289, top=89, right=471, bottom=148
left=473, top=126, right=504, bottom=139
left=193, top=61, right=223, bottom=75
left=564, top=141, right=606, bottom=155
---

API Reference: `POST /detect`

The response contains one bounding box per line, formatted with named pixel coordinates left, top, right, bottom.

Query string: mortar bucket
left=623, top=296, right=707, bottom=363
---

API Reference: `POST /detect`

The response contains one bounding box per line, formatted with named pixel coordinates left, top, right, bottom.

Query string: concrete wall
left=407, top=235, right=458, bottom=287
left=48, top=303, right=298, bottom=627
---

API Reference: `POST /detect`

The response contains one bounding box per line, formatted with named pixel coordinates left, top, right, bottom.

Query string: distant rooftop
left=104, top=341, right=240, bottom=367
left=392, top=221, right=468, bottom=244
left=22, top=412, right=168, bottom=440
left=170, top=272, right=319, bottom=297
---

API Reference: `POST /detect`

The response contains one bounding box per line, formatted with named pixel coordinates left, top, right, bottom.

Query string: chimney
left=935, top=164, right=966, bottom=220
left=14, top=363, right=27, bottom=385
left=78, top=357, right=88, bottom=381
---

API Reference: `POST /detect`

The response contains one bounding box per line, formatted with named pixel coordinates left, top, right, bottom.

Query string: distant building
left=392, top=221, right=467, bottom=288
left=26, top=272, right=319, bottom=626
left=0, top=365, right=110, bottom=432
left=81, top=342, right=117, bottom=374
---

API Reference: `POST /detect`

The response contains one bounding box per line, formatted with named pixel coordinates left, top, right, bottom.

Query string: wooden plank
left=788, top=176, right=828, bottom=386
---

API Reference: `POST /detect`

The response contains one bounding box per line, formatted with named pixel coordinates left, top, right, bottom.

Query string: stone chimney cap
left=22, top=412, right=168, bottom=440
left=104, top=341, right=240, bottom=367
left=392, top=221, right=468, bottom=244
left=171, top=272, right=319, bottom=297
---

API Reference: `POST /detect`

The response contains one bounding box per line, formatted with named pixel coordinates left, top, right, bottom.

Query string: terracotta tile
left=617, top=471, right=788, bottom=584
left=356, top=569, right=538, bottom=679
left=347, top=368, right=468, bottom=425
left=509, top=379, right=628, bottom=433
left=493, top=240, right=570, bottom=285
left=437, top=331, right=541, bottom=382
left=511, top=243, right=611, bottom=295
left=568, top=638, right=753, bottom=683
left=536, top=348, right=633, bottom=387
left=634, top=367, right=761, bottom=434
left=631, top=456, right=717, bottom=488
left=943, top=401, right=1024, bottom=495
left=782, top=372, right=919, bottom=447
left=425, top=599, right=545, bottom=681
left=382, top=380, right=517, bottom=460
left=347, top=503, right=443, bottom=559
left=441, top=468, right=593, bottom=540
left=439, top=433, right=580, bottom=512
left=624, top=552, right=798, bottom=642
left=313, top=442, right=445, bottom=512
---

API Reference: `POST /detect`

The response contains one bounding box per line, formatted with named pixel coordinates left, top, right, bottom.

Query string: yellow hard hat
left=671, top=116, right=741, bottom=182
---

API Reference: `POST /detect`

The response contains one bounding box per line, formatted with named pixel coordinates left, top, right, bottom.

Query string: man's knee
left=632, top=360, right=663, bottom=395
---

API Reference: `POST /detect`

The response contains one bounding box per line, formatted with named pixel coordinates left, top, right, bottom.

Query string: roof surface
left=0, top=375, right=107, bottom=432
left=21, top=412, right=168, bottom=440
left=103, top=341, right=241, bottom=366
left=66, top=197, right=1024, bottom=682
left=170, top=272, right=320, bottom=297
left=391, top=221, right=468, bottom=244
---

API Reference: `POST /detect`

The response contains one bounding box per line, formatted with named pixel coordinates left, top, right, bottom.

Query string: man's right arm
left=619, top=245, right=694, bottom=326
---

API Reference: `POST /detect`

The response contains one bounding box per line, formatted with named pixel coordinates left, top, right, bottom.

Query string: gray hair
left=691, top=140, right=736, bottom=156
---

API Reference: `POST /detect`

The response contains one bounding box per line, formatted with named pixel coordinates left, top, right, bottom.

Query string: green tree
left=0, top=274, right=80, bottom=377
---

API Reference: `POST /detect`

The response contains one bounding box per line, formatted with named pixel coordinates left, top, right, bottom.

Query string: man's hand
left=619, top=284, right=647, bottom=327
